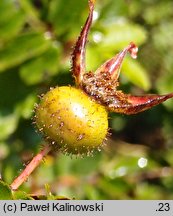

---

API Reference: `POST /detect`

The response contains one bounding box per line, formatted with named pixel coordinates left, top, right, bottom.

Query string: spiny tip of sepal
left=129, top=42, right=138, bottom=59
left=89, top=0, right=96, bottom=6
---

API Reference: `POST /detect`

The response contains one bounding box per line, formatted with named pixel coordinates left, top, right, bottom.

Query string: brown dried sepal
left=71, top=0, right=173, bottom=115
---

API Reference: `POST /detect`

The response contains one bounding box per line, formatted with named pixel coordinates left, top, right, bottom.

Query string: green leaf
left=0, top=142, right=9, bottom=159
left=20, top=45, right=61, bottom=85
left=98, top=177, right=131, bottom=199
left=153, top=22, right=173, bottom=52
left=44, top=184, right=70, bottom=200
left=0, top=181, right=13, bottom=200
left=96, top=22, right=147, bottom=51
left=0, top=114, right=18, bottom=141
left=49, top=0, right=87, bottom=36
left=19, top=0, right=44, bottom=31
left=135, top=183, right=166, bottom=199
left=0, top=71, right=35, bottom=140
left=156, top=73, right=173, bottom=111
left=0, top=1, right=21, bottom=23
left=122, top=57, right=151, bottom=91
left=86, top=46, right=103, bottom=71
left=0, top=11, right=26, bottom=42
left=99, top=0, right=129, bottom=20
left=143, top=2, right=173, bottom=25
left=12, top=191, right=33, bottom=200
left=0, top=70, right=32, bottom=108
left=0, top=32, right=51, bottom=72
left=15, top=94, right=37, bottom=119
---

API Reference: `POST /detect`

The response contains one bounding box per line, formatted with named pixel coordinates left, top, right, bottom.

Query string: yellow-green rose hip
left=35, top=0, right=173, bottom=156
left=35, top=86, right=108, bottom=155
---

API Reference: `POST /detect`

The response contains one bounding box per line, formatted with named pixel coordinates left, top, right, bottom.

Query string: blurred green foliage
left=0, top=0, right=173, bottom=199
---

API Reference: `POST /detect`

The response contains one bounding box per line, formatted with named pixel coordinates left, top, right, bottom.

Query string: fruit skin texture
left=35, top=86, right=108, bottom=155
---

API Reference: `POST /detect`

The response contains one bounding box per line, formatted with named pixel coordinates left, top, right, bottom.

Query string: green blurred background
left=1, top=0, right=173, bottom=199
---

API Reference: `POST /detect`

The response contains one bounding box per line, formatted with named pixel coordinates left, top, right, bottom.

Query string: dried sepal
left=95, top=42, right=138, bottom=80
left=71, top=0, right=95, bottom=85
left=107, top=93, right=173, bottom=114
left=71, top=0, right=173, bottom=115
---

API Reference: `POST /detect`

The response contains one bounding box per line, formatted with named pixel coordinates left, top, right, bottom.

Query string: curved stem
left=10, top=144, right=52, bottom=191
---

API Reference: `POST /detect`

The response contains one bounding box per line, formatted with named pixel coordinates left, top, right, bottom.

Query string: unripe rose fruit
left=35, top=86, right=108, bottom=155
left=35, top=0, right=173, bottom=156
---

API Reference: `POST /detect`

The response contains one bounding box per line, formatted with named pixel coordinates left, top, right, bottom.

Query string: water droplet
left=93, top=10, right=99, bottom=21
left=44, top=31, right=52, bottom=40
left=138, top=157, right=148, bottom=168
left=93, top=31, right=103, bottom=43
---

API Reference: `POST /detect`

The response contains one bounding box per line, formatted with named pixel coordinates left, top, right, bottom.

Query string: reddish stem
left=10, top=144, right=52, bottom=191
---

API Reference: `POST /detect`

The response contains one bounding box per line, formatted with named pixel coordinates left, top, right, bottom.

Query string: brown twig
left=10, top=144, right=52, bottom=191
